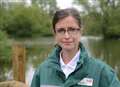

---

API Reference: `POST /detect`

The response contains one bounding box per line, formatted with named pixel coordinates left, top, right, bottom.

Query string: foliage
left=101, top=5, right=120, bottom=38
left=82, top=11, right=102, bottom=35
left=0, top=5, right=52, bottom=38
left=74, top=0, right=120, bottom=38
left=0, top=30, right=12, bottom=81
left=0, top=31, right=11, bottom=60
left=31, top=0, right=58, bottom=16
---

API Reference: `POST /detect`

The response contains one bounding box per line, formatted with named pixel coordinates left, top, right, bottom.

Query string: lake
left=0, top=36, right=120, bottom=86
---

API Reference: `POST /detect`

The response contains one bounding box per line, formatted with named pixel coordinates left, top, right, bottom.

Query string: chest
left=40, top=65, right=101, bottom=87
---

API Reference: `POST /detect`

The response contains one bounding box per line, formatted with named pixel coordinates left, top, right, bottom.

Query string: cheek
left=78, top=33, right=81, bottom=39
left=54, top=35, right=61, bottom=43
left=74, top=34, right=81, bottom=41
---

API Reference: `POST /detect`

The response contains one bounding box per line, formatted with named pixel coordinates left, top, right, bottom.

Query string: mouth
left=63, top=42, right=72, bottom=45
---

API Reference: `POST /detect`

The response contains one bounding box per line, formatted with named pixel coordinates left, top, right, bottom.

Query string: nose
left=64, top=31, right=70, bottom=38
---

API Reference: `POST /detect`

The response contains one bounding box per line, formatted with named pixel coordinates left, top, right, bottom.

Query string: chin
left=62, top=46, right=74, bottom=51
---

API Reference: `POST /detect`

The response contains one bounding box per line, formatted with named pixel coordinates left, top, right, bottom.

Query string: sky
left=56, top=0, right=74, bottom=9
left=26, top=0, right=74, bottom=8
left=56, top=0, right=83, bottom=12
left=25, top=0, right=82, bottom=11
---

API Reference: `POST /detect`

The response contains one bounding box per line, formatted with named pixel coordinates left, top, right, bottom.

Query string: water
left=0, top=36, right=120, bottom=86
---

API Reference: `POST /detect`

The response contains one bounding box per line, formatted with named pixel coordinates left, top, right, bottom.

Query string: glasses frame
left=55, top=27, right=81, bottom=36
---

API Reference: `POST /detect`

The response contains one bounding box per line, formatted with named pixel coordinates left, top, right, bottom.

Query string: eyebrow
left=56, top=27, right=80, bottom=29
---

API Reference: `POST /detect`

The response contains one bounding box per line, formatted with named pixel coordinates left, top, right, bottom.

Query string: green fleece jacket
left=31, top=43, right=120, bottom=87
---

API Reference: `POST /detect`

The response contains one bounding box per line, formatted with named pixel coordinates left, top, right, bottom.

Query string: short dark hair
left=52, top=8, right=81, bottom=32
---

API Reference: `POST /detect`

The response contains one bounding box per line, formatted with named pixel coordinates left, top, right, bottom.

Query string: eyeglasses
left=55, top=27, right=80, bottom=36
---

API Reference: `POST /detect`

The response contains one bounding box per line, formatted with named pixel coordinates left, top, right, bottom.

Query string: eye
left=56, top=28, right=65, bottom=33
left=71, top=28, right=76, bottom=31
left=68, top=27, right=77, bottom=32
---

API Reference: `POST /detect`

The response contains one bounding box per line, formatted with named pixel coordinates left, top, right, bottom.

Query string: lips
left=62, top=41, right=73, bottom=45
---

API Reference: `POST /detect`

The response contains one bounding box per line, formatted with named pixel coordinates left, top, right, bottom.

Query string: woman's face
left=54, top=16, right=81, bottom=51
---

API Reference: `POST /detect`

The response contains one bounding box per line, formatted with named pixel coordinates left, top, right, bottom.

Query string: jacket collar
left=48, top=42, right=89, bottom=71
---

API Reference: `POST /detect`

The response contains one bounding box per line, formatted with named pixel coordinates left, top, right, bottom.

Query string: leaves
left=0, top=5, right=52, bottom=38
left=74, top=0, right=120, bottom=38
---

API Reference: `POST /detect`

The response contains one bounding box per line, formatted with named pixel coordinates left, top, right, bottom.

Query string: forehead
left=55, top=16, right=79, bottom=28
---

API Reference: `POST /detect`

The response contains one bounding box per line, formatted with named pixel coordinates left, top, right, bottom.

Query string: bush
left=0, top=30, right=12, bottom=81
left=0, top=6, right=52, bottom=39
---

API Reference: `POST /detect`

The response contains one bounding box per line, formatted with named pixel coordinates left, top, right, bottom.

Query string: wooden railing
left=0, top=81, right=28, bottom=87
left=0, top=42, right=29, bottom=87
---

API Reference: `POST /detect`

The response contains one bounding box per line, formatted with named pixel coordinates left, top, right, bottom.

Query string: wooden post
left=12, top=43, right=26, bottom=83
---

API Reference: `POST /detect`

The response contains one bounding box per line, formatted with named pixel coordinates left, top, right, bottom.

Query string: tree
left=99, top=0, right=120, bottom=38
left=31, top=0, right=58, bottom=16
left=74, top=0, right=120, bottom=38
left=0, top=5, right=52, bottom=38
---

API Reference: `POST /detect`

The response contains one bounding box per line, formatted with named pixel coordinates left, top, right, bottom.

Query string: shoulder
left=87, top=57, right=120, bottom=86
left=88, top=57, right=114, bottom=69
left=36, top=57, right=51, bottom=71
left=86, top=57, right=107, bottom=70
left=35, top=46, right=60, bottom=73
left=86, top=57, right=115, bottom=76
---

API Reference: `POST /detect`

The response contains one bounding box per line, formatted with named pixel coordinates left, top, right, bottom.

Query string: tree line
left=74, top=0, right=120, bottom=38
left=0, top=5, right=54, bottom=38
left=0, top=0, right=120, bottom=39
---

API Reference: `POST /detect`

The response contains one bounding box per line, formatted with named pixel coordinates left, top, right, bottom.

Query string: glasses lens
left=55, top=27, right=80, bottom=35
left=56, top=28, right=65, bottom=34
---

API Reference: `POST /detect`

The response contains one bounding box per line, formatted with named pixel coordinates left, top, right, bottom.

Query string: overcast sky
left=56, top=0, right=73, bottom=9
left=25, top=0, right=82, bottom=11
left=56, top=0, right=83, bottom=12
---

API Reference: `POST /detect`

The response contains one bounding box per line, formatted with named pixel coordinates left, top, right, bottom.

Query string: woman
left=31, top=8, right=120, bottom=87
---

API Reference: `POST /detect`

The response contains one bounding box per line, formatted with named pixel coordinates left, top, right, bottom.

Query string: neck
left=61, top=48, right=79, bottom=64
